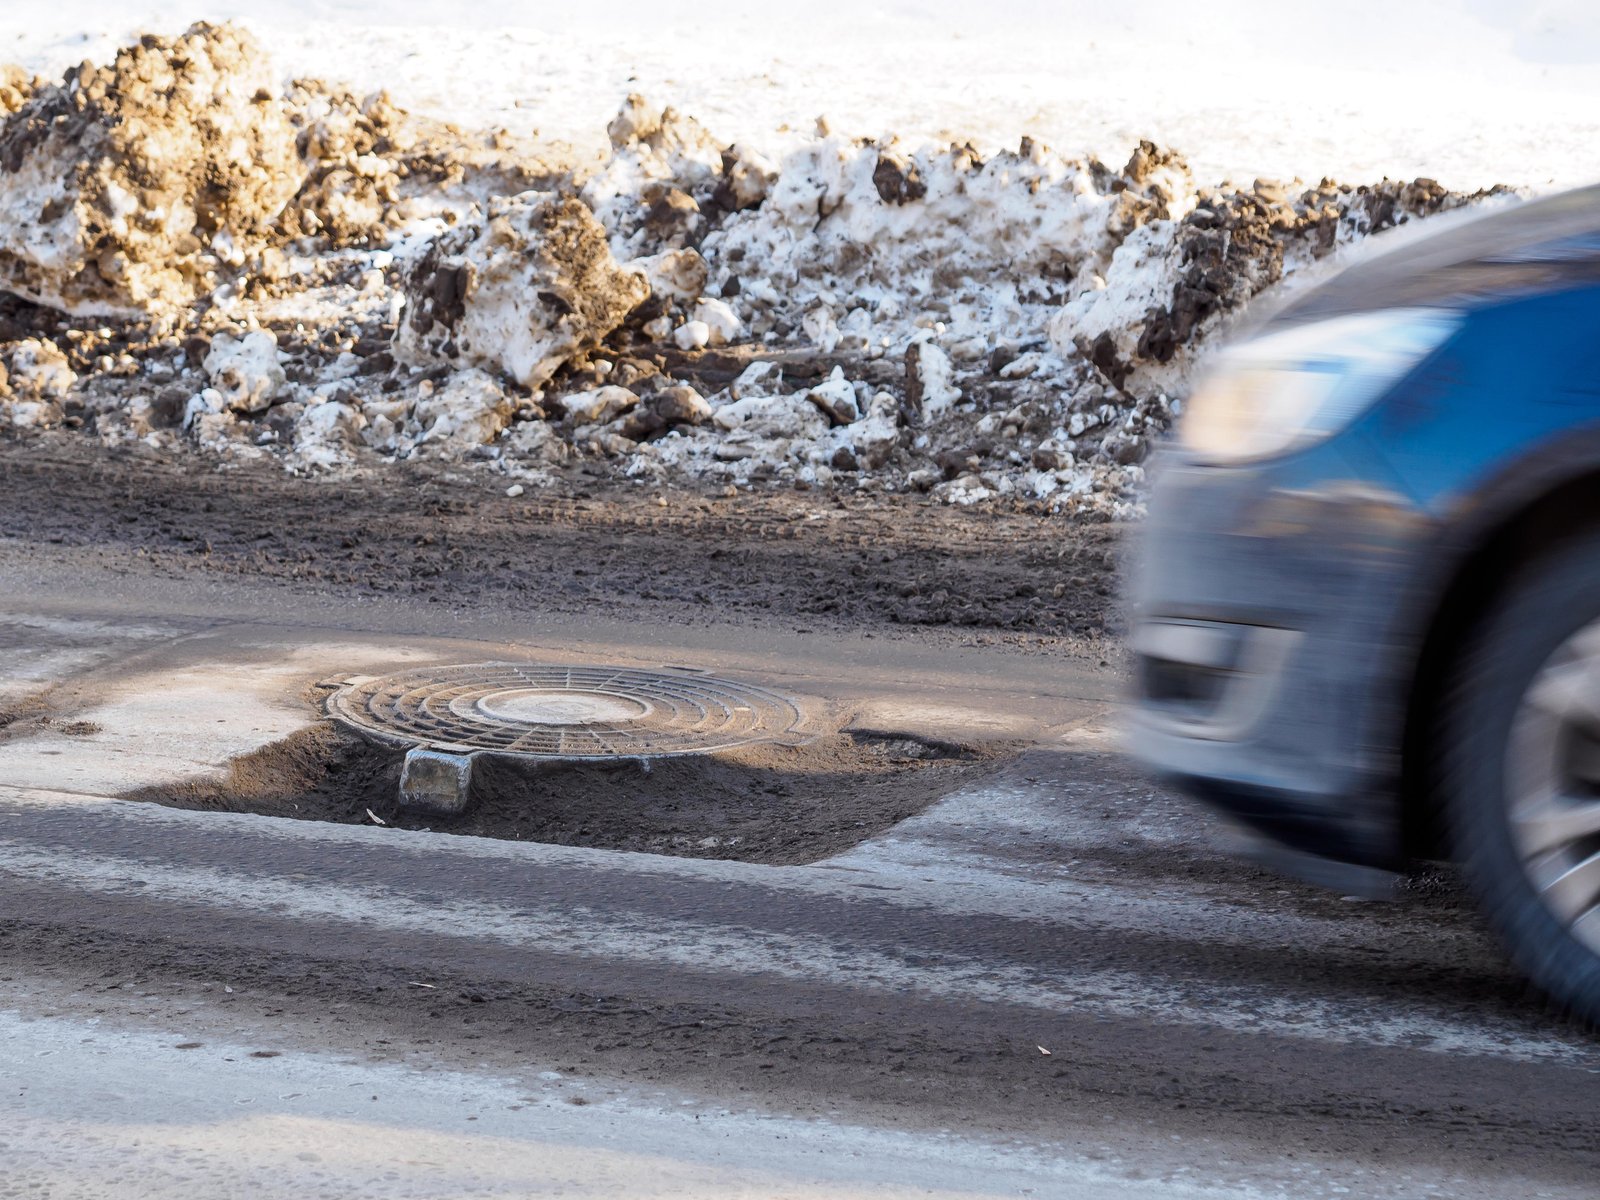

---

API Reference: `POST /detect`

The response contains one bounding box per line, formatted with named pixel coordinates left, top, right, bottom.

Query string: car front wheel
left=1445, top=529, right=1600, bottom=1023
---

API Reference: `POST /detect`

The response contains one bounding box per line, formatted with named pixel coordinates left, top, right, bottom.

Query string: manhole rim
left=323, top=659, right=816, bottom=761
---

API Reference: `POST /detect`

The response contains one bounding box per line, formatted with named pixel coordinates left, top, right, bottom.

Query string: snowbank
left=0, top=24, right=1513, bottom=517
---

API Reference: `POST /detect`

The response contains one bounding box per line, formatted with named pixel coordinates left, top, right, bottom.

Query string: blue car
left=1130, top=184, right=1600, bottom=1020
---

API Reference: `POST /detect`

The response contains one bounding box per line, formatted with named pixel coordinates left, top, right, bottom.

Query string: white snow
left=911, top=342, right=962, bottom=421
left=4, top=1, right=1598, bottom=192
left=691, top=297, right=742, bottom=347
left=671, top=321, right=711, bottom=351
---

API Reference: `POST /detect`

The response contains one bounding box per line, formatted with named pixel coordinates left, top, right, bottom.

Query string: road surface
left=0, top=442, right=1595, bottom=1199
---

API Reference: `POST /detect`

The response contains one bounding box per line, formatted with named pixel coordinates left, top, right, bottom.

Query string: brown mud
left=0, top=433, right=1127, bottom=649
left=125, top=721, right=1000, bottom=864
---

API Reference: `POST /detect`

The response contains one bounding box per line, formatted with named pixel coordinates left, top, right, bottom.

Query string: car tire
left=1443, top=529, right=1600, bottom=1024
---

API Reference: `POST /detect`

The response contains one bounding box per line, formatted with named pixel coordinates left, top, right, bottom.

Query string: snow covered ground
left=6, top=0, right=1600, bottom=191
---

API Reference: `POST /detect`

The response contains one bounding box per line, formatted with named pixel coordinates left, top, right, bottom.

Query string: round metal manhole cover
left=325, top=662, right=809, bottom=759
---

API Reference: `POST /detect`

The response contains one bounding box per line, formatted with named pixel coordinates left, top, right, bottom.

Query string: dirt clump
left=0, top=65, right=38, bottom=116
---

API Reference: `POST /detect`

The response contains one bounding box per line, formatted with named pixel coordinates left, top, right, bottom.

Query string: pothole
left=123, top=661, right=1010, bottom=865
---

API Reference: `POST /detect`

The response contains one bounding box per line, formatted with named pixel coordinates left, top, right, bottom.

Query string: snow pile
left=392, top=191, right=649, bottom=389
left=0, top=27, right=1513, bottom=516
left=575, top=105, right=1496, bottom=504
left=1052, top=176, right=1480, bottom=381
left=698, top=134, right=1191, bottom=363
left=0, top=23, right=305, bottom=318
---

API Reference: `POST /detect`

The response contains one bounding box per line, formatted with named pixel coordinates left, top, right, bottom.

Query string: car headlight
left=1180, top=308, right=1462, bottom=465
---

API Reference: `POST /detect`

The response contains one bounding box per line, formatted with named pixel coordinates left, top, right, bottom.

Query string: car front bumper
left=1129, top=446, right=1435, bottom=882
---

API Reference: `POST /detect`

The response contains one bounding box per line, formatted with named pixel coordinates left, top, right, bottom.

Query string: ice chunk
left=692, top=297, right=743, bottom=347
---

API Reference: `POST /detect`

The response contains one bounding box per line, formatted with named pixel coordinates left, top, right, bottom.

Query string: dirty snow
left=0, top=22, right=304, bottom=318
left=0, top=7, right=1587, bottom=513
left=393, top=190, right=648, bottom=390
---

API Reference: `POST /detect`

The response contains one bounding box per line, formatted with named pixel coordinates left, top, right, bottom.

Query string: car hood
left=1273, top=184, right=1600, bottom=324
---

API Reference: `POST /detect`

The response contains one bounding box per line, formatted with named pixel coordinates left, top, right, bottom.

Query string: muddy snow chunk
left=4, top=338, right=75, bottom=400
left=806, top=367, right=860, bottom=425
left=394, top=191, right=649, bottom=390
left=412, top=368, right=513, bottom=453
left=653, top=384, right=711, bottom=426
left=557, top=385, right=639, bottom=425
left=0, top=337, right=74, bottom=429
left=635, top=248, right=708, bottom=305
left=500, top=417, right=567, bottom=466
left=0, top=23, right=305, bottom=317
left=712, top=393, right=829, bottom=440
left=203, top=331, right=285, bottom=414
left=717, top=143, right=778, bottom=212
left=585, top=95, right=725, bottom=259
left=1047, top=222, right=1180, bottom=370
left=277, top=87, right=405, bottom=248
left=801, top=307, right=841, bottom=354
left=729, top=361, right=785, bottom=400
left=291, top=400, right=365, bottom=471
left=844, top=392, right=900, bottom=468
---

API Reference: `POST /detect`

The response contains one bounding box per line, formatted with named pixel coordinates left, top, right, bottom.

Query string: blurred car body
left=1131, top=184, right=1600, bottom=1018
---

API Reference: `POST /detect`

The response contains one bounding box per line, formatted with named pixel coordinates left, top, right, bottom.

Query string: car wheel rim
left=1507, top=621, right=1600, bottom=952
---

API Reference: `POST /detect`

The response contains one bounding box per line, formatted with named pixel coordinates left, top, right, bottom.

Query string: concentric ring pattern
left=326, top=662, right=807, bottom=759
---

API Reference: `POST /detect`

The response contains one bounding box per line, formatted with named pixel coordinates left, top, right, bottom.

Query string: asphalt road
left=1, top=448, right=1597, bottom=1198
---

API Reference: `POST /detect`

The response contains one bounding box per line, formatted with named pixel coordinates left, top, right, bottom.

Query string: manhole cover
left=326, top=662, right=809, bottom=760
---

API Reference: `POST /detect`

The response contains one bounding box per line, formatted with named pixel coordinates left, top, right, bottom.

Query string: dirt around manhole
left=123, top=722, right=1007, bottom=864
